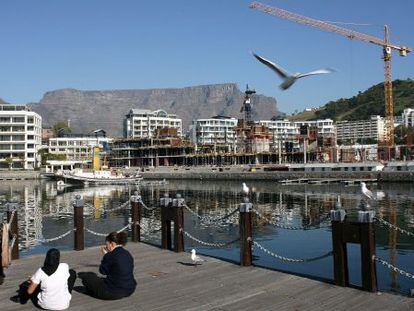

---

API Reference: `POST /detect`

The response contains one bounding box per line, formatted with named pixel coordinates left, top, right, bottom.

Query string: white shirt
left=31, top=263, right=72, bottom=310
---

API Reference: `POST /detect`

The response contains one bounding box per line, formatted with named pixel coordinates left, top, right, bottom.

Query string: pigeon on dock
left=252, top=52, right=334, bottom=90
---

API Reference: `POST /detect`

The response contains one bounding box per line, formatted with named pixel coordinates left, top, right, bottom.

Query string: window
left=12, top=144, right=24, bottom=150
left=27, top=135, right=34, bottom=140
left=27, top=126, right=34, bottom=131
left=27, top=144, right=34, bottom=149
left=12, top=117, right=25, bottom=123
left=0, top=144, right=10, bottom=150
left=27, top=153, right=34, bottom=158
left=12, top=135, right=25, bottom=141
left=27, top=117, right=34, bottom=124
left=0, top=135, right=10, bottom=141
left=0, top=126, right=10, bottom=132
left=0, top=117, right=10, bottom=123
left=12, top=126, right=25, bottom=132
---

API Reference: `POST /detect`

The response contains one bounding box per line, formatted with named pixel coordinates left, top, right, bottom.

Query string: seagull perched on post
left=361, top=182, right=385, bottom=201
left=191, top=249, right=205, bottom=265
left=242, top=182, right=249, bottom=195
left=252, top=52, right=334, bottom=90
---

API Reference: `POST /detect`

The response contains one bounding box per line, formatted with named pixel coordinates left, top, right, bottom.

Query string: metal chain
left=253, top=241, right=333, bottom=263
left=252, top=209, right=330, bottom=230
left=374, top=217, right=414, bottom=237
left=85, top=223, right=131, bottom=237
left=183, top=204, right=239, bottom=223
left=181, top=229, right=240, bottom=248
left=35, top=229, right=74, bottom=243
left=138, top=199, right=159, bottom=211
left=374, top=255, right=414, bottom=279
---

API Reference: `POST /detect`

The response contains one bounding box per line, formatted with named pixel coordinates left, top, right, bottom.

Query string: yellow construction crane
left=250, top=1, right=411, bottom=147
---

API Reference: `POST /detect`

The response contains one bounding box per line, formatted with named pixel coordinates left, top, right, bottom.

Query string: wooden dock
left=0, top=243, right=412, bottom=311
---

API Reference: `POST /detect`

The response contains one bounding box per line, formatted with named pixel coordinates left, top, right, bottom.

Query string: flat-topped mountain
left=29, top=83, right=279, bottom=137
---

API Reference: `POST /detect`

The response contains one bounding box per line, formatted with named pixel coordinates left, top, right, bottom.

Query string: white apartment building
left=48, top=134, right=112, bottom=161
left=0, top=105, right=42, bottom=169
left=259, top=118, right=335, bottom=151
left=194, top=116, right=238, bottom=147
left=336, top=116, right=386, bottom=144
left=402, top=108, right=414, bottom=127
left=124, top=109, right=182, bottom=138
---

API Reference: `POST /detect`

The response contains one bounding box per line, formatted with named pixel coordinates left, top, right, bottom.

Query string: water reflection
left=1, top=179, right=414, bottom=295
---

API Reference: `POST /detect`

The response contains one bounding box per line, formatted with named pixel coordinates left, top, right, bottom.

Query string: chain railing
left=252, top=208, right=330, bottom=231
left=374, top=217, right=414, bottom=237
left=183, top=204, right=239, bottom=224
left=253, top=241, right=333, bottom=263
left=138, top=198, right=159, bottom=211
left=84, top=223, right=132, bottom=237
left=374, top=255, right=414, bottom=279
left=181, top=229, right=240, bottom=248
left=35, top=229, right=75, bottom=243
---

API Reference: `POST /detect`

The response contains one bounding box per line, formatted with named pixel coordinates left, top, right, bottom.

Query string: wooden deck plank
left=0, top=242, right=412, bottom=311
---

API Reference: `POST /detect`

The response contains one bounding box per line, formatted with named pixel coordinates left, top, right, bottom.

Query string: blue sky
left=0, top=0, right=412, bottom=114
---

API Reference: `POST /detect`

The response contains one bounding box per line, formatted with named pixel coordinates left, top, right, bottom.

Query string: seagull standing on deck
left=242, top=182, right=249, bottom=195
left=252, top=52, right=334, bottom=90
left=191, top=249, right=205, bottom=265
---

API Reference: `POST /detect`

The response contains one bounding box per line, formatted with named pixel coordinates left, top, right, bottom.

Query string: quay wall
left=0, top=170, right=41, bottom=180
left=142, top=170, right=414, bottom=182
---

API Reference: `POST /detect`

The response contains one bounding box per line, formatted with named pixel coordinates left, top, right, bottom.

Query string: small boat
left=60, top=169, right=143, bottom=186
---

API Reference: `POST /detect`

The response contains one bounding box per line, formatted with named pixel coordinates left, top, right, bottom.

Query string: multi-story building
left=336, top=116, right=386, bottom=144
left=0, top=104, right=42, bottom=169
left=402, top=108, right=414, bottom=127
left=124, top=109, right=182, bottom=139
left=194, top=116, right=238, bottom=150
left=48, top=130, right=111, bottom=161
left=258, top=118, right=335, bottom=152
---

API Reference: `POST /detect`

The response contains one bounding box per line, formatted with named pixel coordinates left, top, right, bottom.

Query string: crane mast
left=250, top=1, right=411, bottom=147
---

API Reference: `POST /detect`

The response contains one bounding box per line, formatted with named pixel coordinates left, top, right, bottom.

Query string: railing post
left=331, top=209, right=348, bottom=287
left=172, top=193, right=185, bottom=253
left=73, top=195, right=84, bottom=251
left=239, top=197, right=253, bottom=266
left=160, top=193, right=172, bottom=250
left=358, top=210, right=377, bottom=292
left=7, top=203, right=19, bottom=260
left=130, top=191, right=141, bottom=242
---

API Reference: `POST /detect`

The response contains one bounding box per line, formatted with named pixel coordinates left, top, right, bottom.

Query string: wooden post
left=130, top=191, right=141, bottom=242
left=358, top=211, right=377, bottom=292
left=160, top=193, right=172, bottom=250
left=7, top=205, right=19, bottom=260
left=239, top=197, right=253, bottom=266
left=331, top=209, right=348, bottom=287
left=73, top=195, right=84, bottom=251
left=172, top=193, right=185, bottom=253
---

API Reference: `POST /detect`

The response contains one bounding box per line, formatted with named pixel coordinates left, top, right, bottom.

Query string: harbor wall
left=0, top=170, right=41, bottom=180
left=142, top=170, right=414, bottom=182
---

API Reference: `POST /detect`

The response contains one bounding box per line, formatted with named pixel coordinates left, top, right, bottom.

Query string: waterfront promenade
left=0, top=243, right=412, bottom=311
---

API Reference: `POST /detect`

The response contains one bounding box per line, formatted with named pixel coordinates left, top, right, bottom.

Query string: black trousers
left=79, top=272, right=132, bottom=300
left=17, top=269, right=76, bottom=305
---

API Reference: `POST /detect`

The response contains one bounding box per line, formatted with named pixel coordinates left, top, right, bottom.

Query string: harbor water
left=1, top=179, right=413, bottom=296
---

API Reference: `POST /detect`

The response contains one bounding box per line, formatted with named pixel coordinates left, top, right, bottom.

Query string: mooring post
left=160, top=193, right=172, bottom=250
left=172, top=193, right=185, bottom=253
left=239, top=197, right=253, bottom=266
left=331, top=208, right=348, bottom=287
left=130, top=191, right=142, bottom=242
left=358, top=210, right=377, bottom=292
left=73, top=195, right=84, bottom=251
left=6, top=203, right=19, bottom=260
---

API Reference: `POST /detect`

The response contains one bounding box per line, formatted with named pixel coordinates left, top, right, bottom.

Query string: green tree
left=5, top=156, right=13, bottom=170
left=53, top=121, right=71, bottom=136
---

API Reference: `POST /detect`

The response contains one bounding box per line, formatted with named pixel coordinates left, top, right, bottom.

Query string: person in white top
left=11, top=248, right=76, bottom=310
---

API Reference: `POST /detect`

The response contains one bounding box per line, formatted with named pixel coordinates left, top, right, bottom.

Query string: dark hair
left=105, top=231, right=128, bottom=246
left=42, top=248, right=60, bottom=276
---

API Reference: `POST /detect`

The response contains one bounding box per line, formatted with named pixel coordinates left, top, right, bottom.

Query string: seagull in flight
left=242, top=182, right=249, bottom=195
left=361, top=182, right=385, bottom=201
left=252, top=52, right=334, bottom=90
left=191, top=249, right=205, bottom=265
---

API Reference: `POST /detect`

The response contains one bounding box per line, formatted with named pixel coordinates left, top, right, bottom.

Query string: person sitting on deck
left=11, top=248, right=76, bottom=310
left=79, top=231, right=137, bottom=300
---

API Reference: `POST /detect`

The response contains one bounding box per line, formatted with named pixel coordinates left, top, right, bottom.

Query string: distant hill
left=29, top=83, right=279, bottom=137
left=290, top=79, right=414, bottom=121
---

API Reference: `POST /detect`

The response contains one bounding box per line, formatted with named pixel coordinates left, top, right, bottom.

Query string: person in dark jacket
left=79, top=231, right=136, bottom=300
